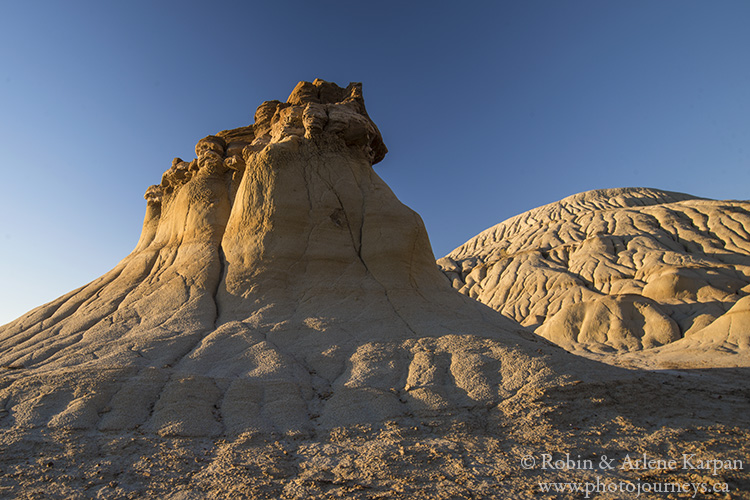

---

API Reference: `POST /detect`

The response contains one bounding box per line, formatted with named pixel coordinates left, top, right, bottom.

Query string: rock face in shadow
left=440, top=188, right=750, bottom=367
left=0, top=80, right=605, bottom=437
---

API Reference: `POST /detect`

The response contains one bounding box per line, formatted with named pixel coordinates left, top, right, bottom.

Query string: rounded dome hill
left=440, top=187, right=750, bottom=367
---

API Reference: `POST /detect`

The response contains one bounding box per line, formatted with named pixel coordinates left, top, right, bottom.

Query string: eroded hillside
left=440, top=188, right=750, bottom=367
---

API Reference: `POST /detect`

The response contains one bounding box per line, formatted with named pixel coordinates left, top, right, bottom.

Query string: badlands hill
left=0, top=79, right=590, bottom=436
left=440, top=188, right=750, bottom=368
left=0, top=82, right=748, bottom=499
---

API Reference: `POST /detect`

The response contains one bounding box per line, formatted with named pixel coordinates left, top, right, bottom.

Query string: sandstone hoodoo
left=440, top=187, right=750, bottom=367
left=0, top=80, right=596, bottom=437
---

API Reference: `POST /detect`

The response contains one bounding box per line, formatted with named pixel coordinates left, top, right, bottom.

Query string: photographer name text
left=524, top=452, right=743, bottom=476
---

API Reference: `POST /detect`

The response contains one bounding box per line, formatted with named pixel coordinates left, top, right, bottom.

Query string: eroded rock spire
left=0, top=80, right=595, bottom=437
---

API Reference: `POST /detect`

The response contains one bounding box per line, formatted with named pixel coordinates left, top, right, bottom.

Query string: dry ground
left=1, top=366, right=748, bottom=499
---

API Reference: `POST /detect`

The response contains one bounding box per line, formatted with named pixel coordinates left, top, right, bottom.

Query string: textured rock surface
left=440, top=187, right=750, bottom=367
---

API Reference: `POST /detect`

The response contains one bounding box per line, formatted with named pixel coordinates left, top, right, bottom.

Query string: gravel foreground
left=2, top=368, right=748, bottom=500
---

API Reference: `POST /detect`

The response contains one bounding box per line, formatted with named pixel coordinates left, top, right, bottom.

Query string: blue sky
left=1, top=1, right=749, bottom=325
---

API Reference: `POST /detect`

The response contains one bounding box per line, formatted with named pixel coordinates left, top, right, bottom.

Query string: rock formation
left=0, top=80, right=602, bottom=438
left=440, top=187, right=750, bottom=367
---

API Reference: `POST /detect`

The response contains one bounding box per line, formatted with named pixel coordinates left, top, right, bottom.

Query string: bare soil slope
left=440, top=188, right=750, bottom=368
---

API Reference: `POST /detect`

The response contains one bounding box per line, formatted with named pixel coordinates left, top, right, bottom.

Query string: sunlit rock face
left=0, top=80, right=604, bottom=437
left=440, top=187, right=750, bottom=366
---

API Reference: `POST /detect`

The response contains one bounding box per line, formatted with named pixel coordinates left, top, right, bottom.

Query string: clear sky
left=1, top=1, right=749, bottom=326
